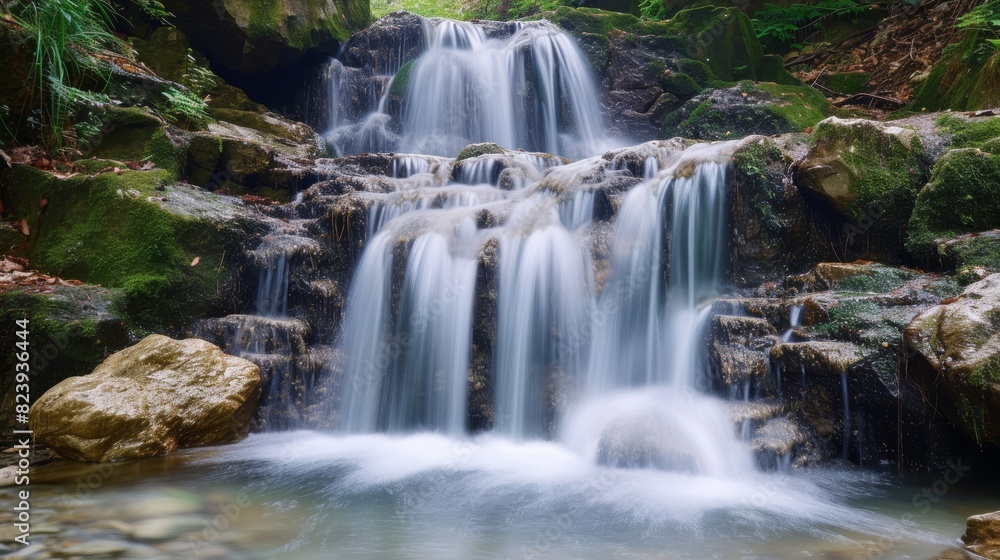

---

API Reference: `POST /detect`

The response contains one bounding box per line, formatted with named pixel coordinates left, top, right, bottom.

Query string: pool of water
left=1, top=431, right=994, bottom=559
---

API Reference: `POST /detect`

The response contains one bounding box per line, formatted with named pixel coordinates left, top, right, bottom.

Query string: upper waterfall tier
left=319, top=17, right=608, bottom=159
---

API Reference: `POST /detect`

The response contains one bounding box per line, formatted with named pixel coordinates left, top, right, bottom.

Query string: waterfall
left=321, top=17, right=606, bottom=159
left=494, top=200, right=593, bottom=439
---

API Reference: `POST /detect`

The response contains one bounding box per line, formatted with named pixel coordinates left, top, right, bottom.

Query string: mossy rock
left=129, top=26, right=198, bottom=85
left=730, top=135, right=826, bottom=287
left=142, top=128, right=189, bottom=179
left=662, top=82, right=831, bottom=140
left=669, top=7, right=787, bottom=83
left=904, top=274, right=1000, bottom=446
left=910, top=31, right=1000, bottom=113
left=576, top=0, right=639, bottom=15
left=907, top=148, right=1000, bottom=268
left=82, top=107, right=165, bottom=163
left=795, top=117, right=926, bottom=260
left=389, top=60, right=415, bottom=98
left=817, top=72, right=870, bottom=96
left=1, top=165, right=264, bottom=332
left=457, top=142, right=507, bottom=161
left=660, top=71, right=702, bottom=97
left=937, top=114, right=1000, bottom=150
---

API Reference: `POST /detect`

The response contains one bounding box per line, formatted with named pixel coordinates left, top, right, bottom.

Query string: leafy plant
left=638, top=0, right=667, bottom=21
left=8, top=0, right=123, bottom=148
left=129, top=0, right=172, bottom=20
left=751, top=0, right=874, bottom=44
left=159, top=87, right=209, bottom=129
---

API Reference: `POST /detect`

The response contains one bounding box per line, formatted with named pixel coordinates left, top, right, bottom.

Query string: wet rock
left=963, top=510, right=1000, bottom=560
left=770, top=341, right=863, bottom=376
left=904, top=274, right=1000, bottom=445
left=710, top=314, right=776, bottom=389
left=793, top=117, right=926, bottom=260
left=729, top=135, right=831, bottom=288
left=30, top=335, right=260, bottom=462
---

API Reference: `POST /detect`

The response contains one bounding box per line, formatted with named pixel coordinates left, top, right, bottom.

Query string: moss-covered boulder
left=794, top=117, right=926, bottom=260
left=663, top=82, right=831, bottom=140
left=30, top=334, right=260, bottom=462
left=904, top=273, right=1000, bottom=446
left=907, top=147, right=1000, bottom=269
left=159, top=0, right=370, bottom=74
left=0, top=165, right=265, bottom=331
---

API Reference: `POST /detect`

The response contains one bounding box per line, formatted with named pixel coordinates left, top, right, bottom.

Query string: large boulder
left=793, top=117, right=926, bottom=261
left=160, top=0, right=370, bottom=75
left=964, top=511, right=1000, bottom=560
left=30, top=335, right=261, bottom=462
left=904, top=274, right=1000, bottom=445
left=907, top=146, right=1000, bottom=270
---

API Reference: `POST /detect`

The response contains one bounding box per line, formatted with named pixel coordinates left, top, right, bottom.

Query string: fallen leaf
left=39, top=197, right=48, bottom=209
left=17, top=218, right=29, bottom=236
left=190, top=256, right=200, bottom=267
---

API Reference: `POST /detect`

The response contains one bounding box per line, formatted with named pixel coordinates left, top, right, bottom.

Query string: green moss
left=755, top=82, right=831, bottom=130
left=457, top=142, right=506, bottom=160
left=142, top=128, right=187, bottom=179
left=910, top=31, right=1000, bottom=113
left=661, top=72, right=702, bottom=97
left=969, top=354, right=1000, bottom=390
left=84, top=107, right=164, bottom=163
left=833, top=265, right=917, bottom=294
left=818, top=72, right=870, bottom=95
left=907, top=148, right=1000, bottom=263
left=732, top=138, right=787, bottom=234
left=390, top=60, right=415, bottom=98
left=670, top=7, right=763, bottom=82
left=937, top=114, right=1000, bottom=149
left=1, top=166, right=246, bottom=331
left=228, top=0, right=368, bottom=46
left=924, top=276, right=963, bottom=298
left=941, top=235, right=1000, bottom=273
left=675, top=59, right=714, bottom=86
left=809, top=118, right=925, bottom=243
left=662, top=82, right=830, bottom=140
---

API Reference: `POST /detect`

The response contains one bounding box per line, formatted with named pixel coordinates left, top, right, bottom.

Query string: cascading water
left=320, top=16, right=607, bottom=159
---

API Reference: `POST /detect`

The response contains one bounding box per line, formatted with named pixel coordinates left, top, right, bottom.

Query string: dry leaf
left=190, top=256, right=201, bottom=267
left=39, top=197, right=48, bottom=209
left=17, top=218, right=29, bottom=236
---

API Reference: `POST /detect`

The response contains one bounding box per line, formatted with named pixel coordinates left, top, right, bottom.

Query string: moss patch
left=662, top=82, right=830, bottom=140
left=817, top=72, right=870, bottom=96
left=390, top=60, right=415, bottom=98
left=937, top=114, right=1000, bottom=150
left=832, top=265, right=917, bottom=294
left=910, top=31, right=1000, bottom=113
left=907, top=148, right=1000, bottom=264
left=1, top=166, right=253, bottom=332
